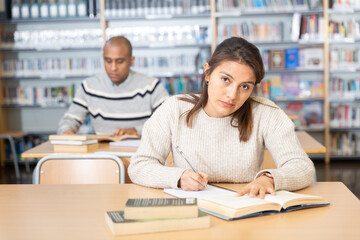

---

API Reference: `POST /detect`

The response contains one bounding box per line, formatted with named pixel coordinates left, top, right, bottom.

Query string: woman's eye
left=221, top=77, right=229, bottom=83
left=241, top=85, right=250, bottom=90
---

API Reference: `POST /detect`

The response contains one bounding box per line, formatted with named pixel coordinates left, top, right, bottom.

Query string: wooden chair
left=32, top=154, right=125, bottom=184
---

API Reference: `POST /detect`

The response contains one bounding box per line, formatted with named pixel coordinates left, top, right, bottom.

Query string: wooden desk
left=21, top=131, right=325, bottom=182
left=0, top=182, right=358, bottom=240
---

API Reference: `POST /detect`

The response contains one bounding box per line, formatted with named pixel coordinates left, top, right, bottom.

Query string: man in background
left=58, top=36, right=169, bottom=136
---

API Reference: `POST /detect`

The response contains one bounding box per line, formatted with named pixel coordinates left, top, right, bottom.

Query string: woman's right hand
left=178, top=169, right=209, bottom=191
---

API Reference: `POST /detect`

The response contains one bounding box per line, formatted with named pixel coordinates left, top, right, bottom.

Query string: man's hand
left=113, top=127, right=138, bottom=137
left=237, top=175, right=275, bottom=199
left=178, top=169, right=209, bottom=191
left=63, top=129, right=75, bottom=134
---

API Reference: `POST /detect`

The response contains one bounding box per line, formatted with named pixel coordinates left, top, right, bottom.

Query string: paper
left=164, top=185, right=235, bottom=199
left=109, top=139, right=141, bottom=147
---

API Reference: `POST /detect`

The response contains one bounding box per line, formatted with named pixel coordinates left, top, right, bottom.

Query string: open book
left=96, top=134, right=139, bottom=142
left=198, top=190, right=329, bottom=220
left=164, top=186, right=329, bottom=220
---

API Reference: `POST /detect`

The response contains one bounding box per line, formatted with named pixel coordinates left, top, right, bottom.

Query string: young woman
left=128, top=37, right=315, bottom=198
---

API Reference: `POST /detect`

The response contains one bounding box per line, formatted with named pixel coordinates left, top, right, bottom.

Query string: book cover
left=124, top=198, right=198, bottom=220
left=285, top=48, right=299, bottom=69
left=105, top=210, right=210, bottom=236
left=198, top=190, right=329, bottom=220
left=53, top=143, right=98, bottom=153
left=269, top=49, right=285, bottom=70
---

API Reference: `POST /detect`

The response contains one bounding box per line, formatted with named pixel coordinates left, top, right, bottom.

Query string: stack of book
left=49, top=135, right=98, bottom=153
left=105, top=198, right=210, bottom=236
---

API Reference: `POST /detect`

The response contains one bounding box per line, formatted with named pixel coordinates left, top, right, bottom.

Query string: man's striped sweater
left=57, top=71, right=169, bottom=135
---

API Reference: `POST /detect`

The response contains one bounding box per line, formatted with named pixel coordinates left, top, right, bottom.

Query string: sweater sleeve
left=57, top=83, right=89, bottom=134
left=133, top=79, right=169, bottom=136
left=256, top=107, right=315, bottom=191
left=128, top=97, right=185, bottom=189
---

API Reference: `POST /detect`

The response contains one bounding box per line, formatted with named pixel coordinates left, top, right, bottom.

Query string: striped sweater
left=129, top=95, right=315, bottom=191
left=57, top=71, right=169, bottom=135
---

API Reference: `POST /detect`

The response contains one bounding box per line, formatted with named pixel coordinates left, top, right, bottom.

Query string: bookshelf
left=0, top=0, right=359, bottom=164
left=327, top=0, right=360, bottom=161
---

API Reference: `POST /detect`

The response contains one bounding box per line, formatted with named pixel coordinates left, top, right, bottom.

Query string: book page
left=164, top=185, right=235, bottom=199
left=264, top=190, right=320, bottom=206
left=202, top=194, right=271, bottom=209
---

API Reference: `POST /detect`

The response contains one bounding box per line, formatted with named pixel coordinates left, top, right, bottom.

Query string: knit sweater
left=57, top=71, right=169, bottom=135
left=128, top=95, right=315, bottom=191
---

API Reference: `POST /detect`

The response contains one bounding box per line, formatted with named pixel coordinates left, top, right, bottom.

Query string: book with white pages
left=164, top=186, right=329, bottom=221
left=109, top=139, right=141, bottom=148
left=50, top=139, right=98, bottom=145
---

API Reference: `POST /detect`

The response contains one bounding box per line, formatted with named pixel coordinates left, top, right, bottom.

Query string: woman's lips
left=220, top=100, right=234, bottom=108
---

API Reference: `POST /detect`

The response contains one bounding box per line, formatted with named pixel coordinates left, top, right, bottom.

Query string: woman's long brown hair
left=179, top=37, right=265, bottom=142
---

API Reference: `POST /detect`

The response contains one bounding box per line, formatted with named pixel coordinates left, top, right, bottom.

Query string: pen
left=175, top=145, right=207, bottom=188
left=175, top=145, right=198, bottom=173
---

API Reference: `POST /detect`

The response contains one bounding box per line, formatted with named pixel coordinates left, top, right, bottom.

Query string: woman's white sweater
left=129, top=95, right=315, bottom=191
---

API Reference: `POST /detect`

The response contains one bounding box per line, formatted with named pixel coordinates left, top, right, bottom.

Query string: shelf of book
left=0, top=47, right=102, bottom=52
left=273, top=98, right=324, bottom=102
left=137, top=44, right=211, bottom=49
left=0, top=76, right=92, bottom=81
left=330, top=127, right=360, bottom=132
left=0, top=17, right=100, bottom=24
left=106, top=13, right=211, bottom=21
left=215, top=9, right=324, bottom=17
left=1, top=105, right=69, bottom=109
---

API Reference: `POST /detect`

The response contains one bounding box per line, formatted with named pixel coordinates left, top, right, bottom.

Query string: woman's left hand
left=237, top=175, right=276, bottom=199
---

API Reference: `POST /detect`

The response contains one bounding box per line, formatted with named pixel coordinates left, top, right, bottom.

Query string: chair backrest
left=33, top=154, right=125, bottom=184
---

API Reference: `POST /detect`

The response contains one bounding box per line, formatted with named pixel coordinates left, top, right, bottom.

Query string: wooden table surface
left=0, top=182, right=358, bottom=240
left=21, top=131, right=325, bottom=159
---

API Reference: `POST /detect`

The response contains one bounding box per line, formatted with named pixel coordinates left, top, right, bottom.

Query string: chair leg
left=8, top=137, right=21, bottom=180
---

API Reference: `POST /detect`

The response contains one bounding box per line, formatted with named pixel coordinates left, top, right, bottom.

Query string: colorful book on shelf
left=124, top=198, right=198, bottom=220
left=105, top=210, right=210, bottom=236
left=285, top=48, right=299, bottom=69
left=269, top=49, right=285, bottom=70
left=198, top=190, right=329, bottom=220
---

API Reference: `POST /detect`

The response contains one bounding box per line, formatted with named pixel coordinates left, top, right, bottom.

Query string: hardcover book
left=105, top=210, right=210, bottom=236
left=124, top=198, right=198, bottom=220
left=269, top=49, right=285, bottom=70
left=198, top=190, right=329, bottom=220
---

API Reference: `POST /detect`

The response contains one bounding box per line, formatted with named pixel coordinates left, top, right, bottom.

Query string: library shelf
left=1, top=105, right=69, bottom=109
left=328, top=9, right=360, bottom=14
left=135, top=43, right=211, bottom=49
left=273, top=98, right=324, bottom=102
left=328, top=155, right=360, bottom=160
left=0, top=17, right=100, bottom=24
left=329, top=39, right=360, bottom=44
left=330, top=69, right=360, bottom=74
left=266, top=69, right=324, bottom=74
left=330, top=127, right=360, bottom=132
left=216, top=40, right=324, bottom=47
left=0, top=47, right=101, bottom=52
left=329, top=98, right=360, bottom=103
left=106, top=13, right=210, bottom=21
left=147, top=72, right=202, bottom=78
left=296, top=126, right=326, bottom=132
left=0, top=76, right=92, bottom=81
left=215, top=9, right=324, bottom=17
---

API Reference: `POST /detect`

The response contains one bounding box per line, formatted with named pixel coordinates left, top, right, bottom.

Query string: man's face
left=103, top=44, right=135, bottom=85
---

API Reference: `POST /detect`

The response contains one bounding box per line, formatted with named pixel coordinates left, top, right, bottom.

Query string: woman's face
left=204, top=61, right=256, bottom=118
